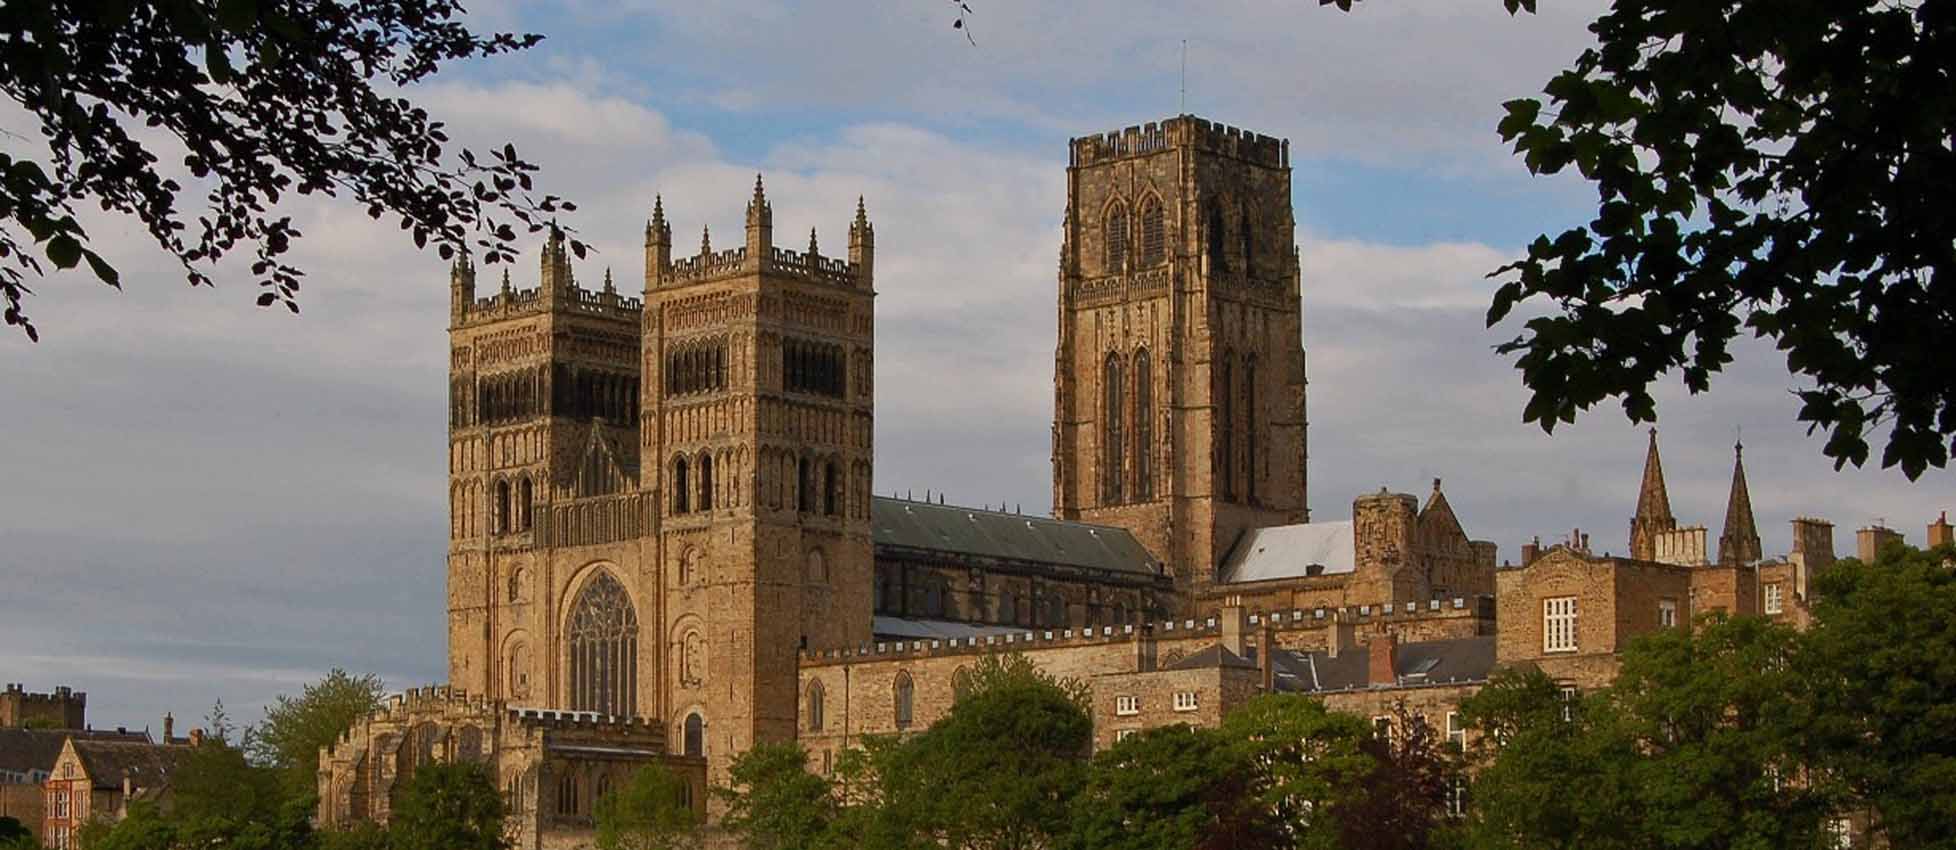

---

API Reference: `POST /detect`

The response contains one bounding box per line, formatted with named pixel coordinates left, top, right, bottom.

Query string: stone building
left=41, top=736, right=194, bottom=849
left=0, top=685, right=85, bottom=731
left=322, top=113, right=1908, bottom=844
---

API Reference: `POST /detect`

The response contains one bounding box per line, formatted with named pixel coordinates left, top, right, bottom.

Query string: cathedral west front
left=321, top=114, right=1837, bottom=848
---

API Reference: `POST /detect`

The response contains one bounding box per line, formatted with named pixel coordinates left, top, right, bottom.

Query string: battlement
left=1, top=683, right=86, bottom=729
left=459, top=277, right=643, bottom=327
left=798, top=596, right=1490, bottom=668
left=660, top=246, right=865, bottom=288
left=1069, top=115, right=1289, bottom=169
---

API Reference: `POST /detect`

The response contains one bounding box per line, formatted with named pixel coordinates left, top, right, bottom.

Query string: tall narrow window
left=671, top=457, right=690, bottom=514
left=797, top=456, right=813, bottom=513
left=1134, top=349, right=1153, bottom=500
left=1207, top=200, right=1227, bottom=273
left=518, top=477, right=533, bottom=531
left=1218, top=354, right=1235, bottom=500
left=495, top=480, right=511, bottom=534
left=697, top=453, right=714, bottom=512
left=806, top=680, right=826, bottom=732
left=557, top=773, right=579, bottom=815
left=1543, top=596, right=1578, bottom=653
left=1105, top=203, right=1128, bottom=273
left=893, top=672, right=915, bottom=729
left=823, top=461, right=839, bottom=516
left=1102, top=353, right=1124, bottom=504
left=683, top=713, right=703, bottom=758
left=1240, top=201, right=1255, bottom=278
left=568, top=572, right=638, bottom=718
left=1245, top=354, right=1258, bottom=505
left=1139, top=196, right=1164, bottom=265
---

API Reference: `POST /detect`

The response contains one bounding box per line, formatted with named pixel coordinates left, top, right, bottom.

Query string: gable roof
left=69, top=739, right=194, bottom=790
left=1217, top=521, right=1355, bottom=583
left=1163, top=644, right=1260, bottom=671
left=0, top=729, right=148, bottom=777
left=871, top=498, right=1161, bottom=576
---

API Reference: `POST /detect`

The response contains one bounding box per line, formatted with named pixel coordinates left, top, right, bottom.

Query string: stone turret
left=645, top=196, right=672, bottom=289
left=848, top=196, right=874, bottom=286
left=1718, top=440, right=1762, bottom=566
left=745, top=174, right=773, bottom=262
left=1629, top=429, right=1677, bottom=562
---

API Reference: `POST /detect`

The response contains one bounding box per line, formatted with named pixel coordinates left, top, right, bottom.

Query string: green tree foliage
left=594, top=763, right=703, bottom=850
left=1460, top=617, right=1837, bottom=850
left=716, top=743, right=837, bottom=850
left=1805, top=542, right=1956, bottom=848
left=167, top=738, right=313, bottom=850
left=1344, top=706, right=1462, bottom=850
left=389, top=762, right=508, bottom=850
left=1477, top=0, right=1956, bottom=478
left=246, top=669, right=385, bottom=800
left=1065, top=724, right=1282, bottom=850
left=0, top=817, right=32, bottom=848
left=0, top=0, right=583, bottom=341
left=1219, top=694, right=1375, bottom=850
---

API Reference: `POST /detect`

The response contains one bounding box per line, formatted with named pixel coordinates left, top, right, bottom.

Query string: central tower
left=1053, top=116, right=1308, bottom=599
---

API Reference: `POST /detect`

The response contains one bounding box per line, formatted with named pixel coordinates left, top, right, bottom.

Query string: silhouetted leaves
left=0, top=0, right=588, bottom=342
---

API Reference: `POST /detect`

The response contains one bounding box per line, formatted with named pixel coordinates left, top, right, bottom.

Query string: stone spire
left=745, top=173, right=772, bottom=258
left=1629, top=428, right=1678, bottom=561
left=848, top=196, right=874, bottom=286
left=645, top=195, right=671, bottom=290
left=1718, top=440, right=1762, bottom=566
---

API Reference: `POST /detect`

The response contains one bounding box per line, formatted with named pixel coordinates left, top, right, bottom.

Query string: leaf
left=217, top=0, right=257, bottom=32
left=45, top=235, right=82, bottom=270
left=82, top=250, right=122, bottom=288
left=256, top=293, right=278, bottom=307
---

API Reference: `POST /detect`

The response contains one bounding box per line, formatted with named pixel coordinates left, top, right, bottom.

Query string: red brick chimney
left=1368, top=634, right=1398, bottom=686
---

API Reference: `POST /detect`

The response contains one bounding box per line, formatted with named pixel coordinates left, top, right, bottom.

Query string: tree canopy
left=594, top=763, right=704, bottom=850
left=246, top=668, right=385, bottom=800
left=0, top=0, right=582, bottom=342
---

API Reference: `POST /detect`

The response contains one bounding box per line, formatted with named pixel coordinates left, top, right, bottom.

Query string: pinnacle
left=1629, top=427, right=1676, bottom=560
left=1718, top=438, right=1762, bottom=565
left=808, top=226, right=819, bottom=255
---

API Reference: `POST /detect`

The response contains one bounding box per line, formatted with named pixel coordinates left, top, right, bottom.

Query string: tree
left=1065, top=724, right=1283, bottom=850
left=0, top=0, right=582, bottom=342
left=246, top=669, right=385, bottom=800
left=390, top=762, right=508, bottom=850
left=716, top=742, right=838, bottom=850
left=1458, top=617, right=1835, bottom=850
left=593, top=763, right=703, bottom=850
left=857, top=652, right=1092, bottom=850
left=1218, top=695, right=1377, bottom=850
left=1345, top=706, right=1462, bottom=850
left=1805, top=542, right=1956, bottom=849
left=0, top=817, right=31, bottom=848
left=1467, top=0, right=1956, bottom=478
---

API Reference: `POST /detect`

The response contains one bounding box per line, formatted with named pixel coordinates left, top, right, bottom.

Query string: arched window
left=671, top=456, right=690, bottom=514
left=1139, top=196, right=1164, bottom=266
left=1102, top=352, right=1124, bottom=505
left=683, top=712, right=704, bottom=758
left=1218, top=353, right=1235, bottom=500
left=806, top=549, right=828, bottom=584
left=557, top=773, right=578, bottom=815
left=518, top=477, right=534, bottom=531
left=697, top=453, right=714, bottom=512
left=1245, top=354, right=1259, bottom=505
left=495, top=480, right=511, bottom=534
left=1207, top=200, right=1227, bottom=273
left=893, top=672, right=915, bottom=730
left=1240, top=201, right=1255, bottom=278
left=823, top=460, right=839, bottom=516
left=1133, top=348, right=1153, bottom=500
left=806, top=681, right=826, bottom=732
left=1104, top=202, right=1128, bottom=273
left=797, top=456, right=813, bottom=513
left=952, top=667, right=974, bottom=703
left=568, top=572, right=638, bottom=718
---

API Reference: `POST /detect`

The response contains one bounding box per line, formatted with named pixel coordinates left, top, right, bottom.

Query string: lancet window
left=568, top=572, right=638, bottom=718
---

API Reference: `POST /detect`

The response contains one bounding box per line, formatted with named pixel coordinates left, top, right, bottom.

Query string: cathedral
left=316, top=115, right=1840, bottom=848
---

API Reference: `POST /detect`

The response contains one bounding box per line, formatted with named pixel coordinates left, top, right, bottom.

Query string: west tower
left=446, top=237, right=646, bottom=709
left=642, top=180, right=876, bottom=787
left=1053, top=116, right=1309, bottom=600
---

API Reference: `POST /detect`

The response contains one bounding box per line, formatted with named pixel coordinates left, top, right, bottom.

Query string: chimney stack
left=1327, top=612, right=1354, bottom=659
left=189, top=728, right=205, bottom=747
left=1857, top=524, right=1903, bottom=563
left=1521, top=536, right=1541, bottom=566
left=162, top=713, right=174, bottom=743
left=1367, top=633, right=1399, bottom=686
left=1221, top=597, right=1247, bottom=659
left=1930, top=512, right=1953, bottom=549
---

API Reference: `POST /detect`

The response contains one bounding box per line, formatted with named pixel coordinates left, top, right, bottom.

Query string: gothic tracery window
left=1102, top=352, right=1124, bottom=505
left=1139, top=196, right=1164, bottom=266
left=1104, top=202, right=1128, bottom=273
left=1133, top=348, right=1153, bottom=500
left=568, top=572, right=638, bottom=718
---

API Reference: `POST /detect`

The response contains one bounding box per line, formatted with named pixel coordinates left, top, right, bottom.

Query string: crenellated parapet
left=647, top=179, right=872, bottom=291
left=1069, top=115, right=1289, bottom=169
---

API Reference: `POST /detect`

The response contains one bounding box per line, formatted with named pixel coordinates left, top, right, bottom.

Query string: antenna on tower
left=1179, top=39, right=1188, bottom=113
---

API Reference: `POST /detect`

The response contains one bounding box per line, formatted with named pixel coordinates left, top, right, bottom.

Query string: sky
left=2, top=0, right=1950, bottom=735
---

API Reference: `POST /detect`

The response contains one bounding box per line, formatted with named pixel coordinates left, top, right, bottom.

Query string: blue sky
left=0, top=0, right=1948, bottom=735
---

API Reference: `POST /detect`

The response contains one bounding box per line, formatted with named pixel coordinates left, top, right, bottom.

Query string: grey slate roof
left=872, top=497, right=1161, bottom=576
left=1218, top=521, right=1355, bottom=583
left=872, top=616, right=1031, bottom=642
left=1267, top=636, right=1496, bottom=693
left=0, top=729, right=148, bottom=779
left=71, top=739, right=194, bottom=791
left=1164, top=644, right=1260, bottom=671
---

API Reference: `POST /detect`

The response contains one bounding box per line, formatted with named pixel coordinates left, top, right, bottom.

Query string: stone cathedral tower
left=1053, top=116, right=1309, bottom=599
